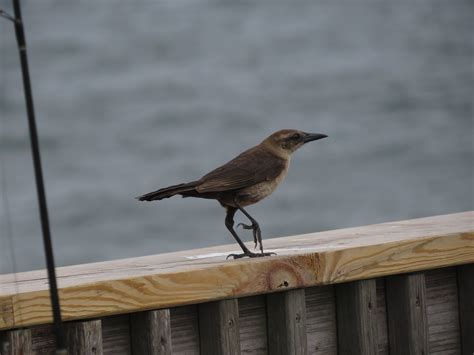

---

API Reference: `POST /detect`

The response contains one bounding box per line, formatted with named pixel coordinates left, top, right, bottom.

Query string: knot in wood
left=266, top=261, right=303, bottom=290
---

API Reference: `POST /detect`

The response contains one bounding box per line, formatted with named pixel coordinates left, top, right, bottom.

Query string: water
left=0, top=0, right=472, bottom=272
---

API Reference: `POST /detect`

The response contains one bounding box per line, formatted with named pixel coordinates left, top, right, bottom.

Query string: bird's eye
left=291, top=133, right=301, bottom=140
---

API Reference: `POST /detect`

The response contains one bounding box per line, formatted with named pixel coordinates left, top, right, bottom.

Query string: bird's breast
left=237, top=160, right=289, bottom=206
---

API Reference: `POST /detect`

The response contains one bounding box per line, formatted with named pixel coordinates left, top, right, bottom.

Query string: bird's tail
left=136, top=181, right=199, bottom=201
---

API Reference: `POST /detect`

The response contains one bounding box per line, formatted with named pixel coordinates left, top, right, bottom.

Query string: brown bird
left=137, top=129, right=327, bottom=259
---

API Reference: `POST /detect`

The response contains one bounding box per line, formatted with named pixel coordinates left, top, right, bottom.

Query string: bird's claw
left=237, top=222, right=262, bottom=251
left=226, top=251, right=277, bottom=260
left=237, top=223, right=253, bottom=230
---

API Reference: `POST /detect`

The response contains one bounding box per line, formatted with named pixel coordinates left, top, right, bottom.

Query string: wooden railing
left=0, top=211, right=473, bottom=354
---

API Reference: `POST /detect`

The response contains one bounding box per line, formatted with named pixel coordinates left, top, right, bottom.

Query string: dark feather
left=136, top=181, right=199, bottom=201
left=196, top=147, right=285, bottom=193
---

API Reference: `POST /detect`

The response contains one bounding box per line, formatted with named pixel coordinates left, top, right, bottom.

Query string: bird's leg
left=235, top=203, right=262, bottom=252
left=237, top=219, right=262, bottom=252
left=237, top=222, right=259, bottom=249
left=225, top=207, right=273, bottom=259
left=237, top=223, right=259, bottom=250
left=234, top=198, right=276, bottom=257
left=225, top=207, right=251, bottom=254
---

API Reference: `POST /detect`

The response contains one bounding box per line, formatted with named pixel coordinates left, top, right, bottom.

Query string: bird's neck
left=260, top=140, right=291, bottom=161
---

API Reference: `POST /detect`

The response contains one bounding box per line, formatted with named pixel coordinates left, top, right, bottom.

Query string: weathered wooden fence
left=1, top=212, right=473, bottom=354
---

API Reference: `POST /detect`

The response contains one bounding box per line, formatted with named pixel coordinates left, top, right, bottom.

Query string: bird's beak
left=303, top=133, right=328, bottom=143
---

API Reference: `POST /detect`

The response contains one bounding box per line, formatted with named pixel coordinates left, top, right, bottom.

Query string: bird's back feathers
left=136, top=147, right=286, bottom=202
left=196, top=147, right=286, bottom=193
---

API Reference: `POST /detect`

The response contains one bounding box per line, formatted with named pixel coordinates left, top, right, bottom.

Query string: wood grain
left=198, top=299, right=240, bottom=355
left=386, top=273, right=428, bottom=355
left=267, top=288, right=307, bottom=355
left=30, top=325, right=55, bottom=354
left=170, top=305, right=200, bottom=354
left=305, top=285, right=337, bottom=355
left=457, top=264, right=474, bottom=355
left=0, top=328, right=32, bottom=355
left=0, top=212, right=472, bottom=330
left=238, top=296, right=268, bottom=354
left=0, top=299, right=13, bottom=331
left=335, top=279, right=378, bottom=355
left=425, top=268, right=461, bottom=355
left=101, top=315, right=131, bottom=355
left=375, top=279, right=388, bottom=355
left=0, top=268, right=466, bottom=355
left=65, top=319, right=103, bottom=355
left=131, top=309, right=172, bottom=355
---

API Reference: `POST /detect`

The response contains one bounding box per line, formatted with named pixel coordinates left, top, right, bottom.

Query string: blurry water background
left=0, top=0, right=472, bottom=272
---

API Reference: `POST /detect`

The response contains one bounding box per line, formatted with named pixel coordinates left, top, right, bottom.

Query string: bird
left=137, top=129, right=327, bottom=259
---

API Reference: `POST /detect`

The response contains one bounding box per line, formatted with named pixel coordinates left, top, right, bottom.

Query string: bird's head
left=263, top=129, right=328, bottom=158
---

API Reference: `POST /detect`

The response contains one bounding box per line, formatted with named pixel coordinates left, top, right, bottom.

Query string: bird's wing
left=196, top=148, right=286, bottom=193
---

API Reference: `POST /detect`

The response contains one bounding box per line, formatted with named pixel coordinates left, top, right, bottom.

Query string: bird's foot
left=226, top=251, right=276, bottom=260
left=237, top=222, right=253, bottom=230
left=237, top=222, right=263, bottom=251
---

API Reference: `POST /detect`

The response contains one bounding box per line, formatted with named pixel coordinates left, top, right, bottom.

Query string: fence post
left=457, top=264, right=474, bottom=355
left=198, top=299, right=240, bottom=355
left=65, top=319, right=103, bottom=355
left=386, top=273, right=428, bottom=355
left=266, top=289, right=307, bottom=355
left=335, top=279, right=378, bottom=355
left=131, top=309, right=172, bottom=355
left=0, top=328, right=32, bottom=355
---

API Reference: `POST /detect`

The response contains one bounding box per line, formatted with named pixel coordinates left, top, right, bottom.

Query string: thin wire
left=0, top=3, right=23, bottom=326
left=10, top=0, right=66, bottom=351
left=0, top=8, right=16, bottom=23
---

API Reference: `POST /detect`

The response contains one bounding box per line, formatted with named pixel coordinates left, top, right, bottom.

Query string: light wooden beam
left=0, top=212, right=472, bottom=330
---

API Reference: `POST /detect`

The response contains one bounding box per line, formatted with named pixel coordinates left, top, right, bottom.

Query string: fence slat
left=266, top=289, right=307, bottom=355
left=170, top=305, right=200, bottom=354
left=335, top=279, right=377, bottom=355
left=385, top=273, right=428, bottom=355
left=239, top=296, right=268, bottom=354
left=66, top=319, right=103, bottom=355
left=457, top=264, right=474, bottom=355
left=198, top=299, right=240, bottom=355
left=305, top=285, right=337, bottom=354
left=0, top=328, right=32, bottom=355
left=130, top=309, right=172, bottom=355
